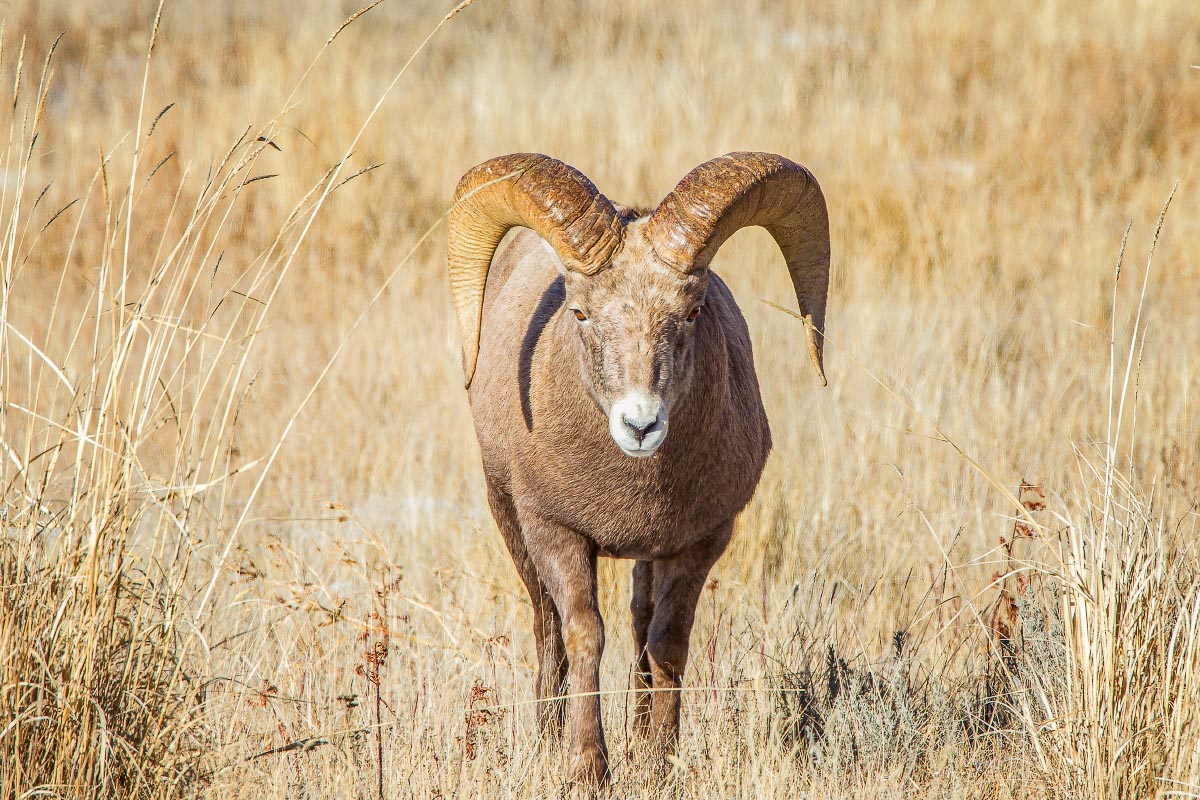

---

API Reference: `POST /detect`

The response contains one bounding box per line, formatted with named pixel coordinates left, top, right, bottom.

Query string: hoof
left=568, top=746, right=610, bottom=790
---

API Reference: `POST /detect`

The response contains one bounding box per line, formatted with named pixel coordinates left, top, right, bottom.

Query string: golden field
left=2, top=1, right=1199, bottom=797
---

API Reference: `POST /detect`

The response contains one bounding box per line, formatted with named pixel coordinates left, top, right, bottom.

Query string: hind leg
left=486, top=481, right=567, bottom=734
left=630, top=559, right=655, bottom=739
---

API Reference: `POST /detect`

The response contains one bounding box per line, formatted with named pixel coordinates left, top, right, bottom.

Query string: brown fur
left=467, top=218, right=771, bottom=785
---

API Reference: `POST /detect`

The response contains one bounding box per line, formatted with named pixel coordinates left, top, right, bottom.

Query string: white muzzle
left=608, top=392, right=668, bottom=458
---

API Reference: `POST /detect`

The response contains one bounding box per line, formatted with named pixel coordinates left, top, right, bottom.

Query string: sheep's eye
left=571, top=309, right=588, bottom=322
left=685, top=305, right=702, bottom=323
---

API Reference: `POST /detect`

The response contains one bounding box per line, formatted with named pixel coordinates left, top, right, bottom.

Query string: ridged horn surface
left=647, top=152, right=831, bottom=386
left=448, top=154, right=625, bottom=387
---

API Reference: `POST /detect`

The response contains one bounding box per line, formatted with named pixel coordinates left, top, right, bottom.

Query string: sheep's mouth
left=615, top=438, right=665, bottom=459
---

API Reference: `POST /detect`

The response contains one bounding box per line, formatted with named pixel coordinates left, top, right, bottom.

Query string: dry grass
left=2, top=1, right=1199, bottom=797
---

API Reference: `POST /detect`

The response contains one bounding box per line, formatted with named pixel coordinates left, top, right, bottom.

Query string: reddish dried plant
left=989, top=482, right=1048, bottom=648
left=463, top=681, right=508, bottom=766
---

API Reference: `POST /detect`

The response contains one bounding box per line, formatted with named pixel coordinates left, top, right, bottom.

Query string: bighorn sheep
left=447, top=152, right=829, bottom=785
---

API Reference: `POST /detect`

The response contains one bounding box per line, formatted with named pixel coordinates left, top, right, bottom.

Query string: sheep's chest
left=513, top=411, right=769, bottom=560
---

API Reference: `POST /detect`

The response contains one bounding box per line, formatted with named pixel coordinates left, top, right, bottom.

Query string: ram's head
left=448, top=152, right=829, bottom=457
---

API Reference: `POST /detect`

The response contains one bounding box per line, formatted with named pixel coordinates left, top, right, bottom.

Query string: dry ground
left=2, top=1, right=1200, bottom=798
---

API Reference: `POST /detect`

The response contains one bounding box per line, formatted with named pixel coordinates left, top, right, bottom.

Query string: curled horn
left=448, top=154, right=625, bottom=387
left=646, top=152, right=830, bottom=386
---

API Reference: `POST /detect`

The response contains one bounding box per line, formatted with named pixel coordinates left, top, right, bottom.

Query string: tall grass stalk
left=0, top=4, right=470, bottom=795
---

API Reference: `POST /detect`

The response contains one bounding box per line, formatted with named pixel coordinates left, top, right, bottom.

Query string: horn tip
left=463, top=351, right=479, bottom=389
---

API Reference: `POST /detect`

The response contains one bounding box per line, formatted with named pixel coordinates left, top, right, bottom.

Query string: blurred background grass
left=2, top=1, right=1199, bottom=797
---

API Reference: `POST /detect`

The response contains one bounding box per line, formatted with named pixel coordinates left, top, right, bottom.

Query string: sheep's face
left=558, top=226, right=709, bottom=458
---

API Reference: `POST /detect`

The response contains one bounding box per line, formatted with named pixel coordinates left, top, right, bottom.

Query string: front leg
left=519, top=509, right=609, bottom=788
left=645, top=523, right=732, bottom=754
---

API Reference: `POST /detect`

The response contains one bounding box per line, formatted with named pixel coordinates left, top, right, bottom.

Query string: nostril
left=621, top=412, right=664, bottom=444
left=622, top=415, right=653, bottom=440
